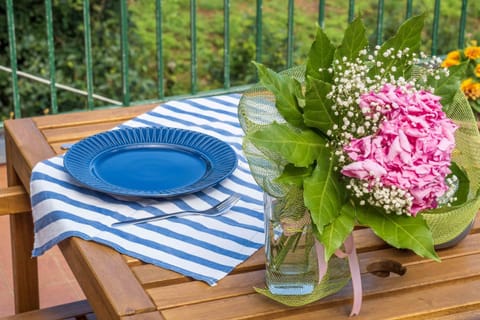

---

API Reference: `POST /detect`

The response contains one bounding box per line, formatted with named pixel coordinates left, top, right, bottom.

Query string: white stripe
left=202, top=95, right=241, bottom=105
left=132, top=112, right=245, bottom=141
left=154, top=100, right=239, bottom=121
left=140, top=111, right=244, bottom=136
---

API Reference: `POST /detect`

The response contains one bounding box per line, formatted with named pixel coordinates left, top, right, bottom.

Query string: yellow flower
left=441, top=59, right=460, bottom=68
left=441, top=50, right=461, bottom=68
left=443, top=42, right=480, bottom=108
left=446, top=50, right=461, bottom=61
left=475, top=64, right=480, bottom=77
left=464, top=46, right=480, bottom=60
left=461, top=78, right=480, bottom=100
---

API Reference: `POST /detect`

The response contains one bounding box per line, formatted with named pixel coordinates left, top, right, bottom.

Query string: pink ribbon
left=316, top=233, right=362, bottom=316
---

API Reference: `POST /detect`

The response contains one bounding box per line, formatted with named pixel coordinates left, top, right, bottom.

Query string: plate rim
left=63, top=127, right=237, bottom=198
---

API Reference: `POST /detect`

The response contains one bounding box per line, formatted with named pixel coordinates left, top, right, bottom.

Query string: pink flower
left=341, top=84, right=458, bottom=215
left=342, top=159, right=387, bottom=179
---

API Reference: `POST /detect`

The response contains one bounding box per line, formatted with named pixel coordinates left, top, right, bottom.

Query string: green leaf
left=271, top=186, right=306, bottom=221
left=357, top=205, right=439, bottom=261
left=430, top=62, right=468, bottom=110
left=248, top=122, right=326, bottom=167
left=369, top=14, right=425, bottom=78
left=304, top=147, right=344, bottom=232
left=306, top=26, right=336, bottom=83
left=253, top=61, right=304, bottom=127
left=320, top=202, right=356, bottom=261
left=334, top=17, right=368, bottom=63
left=304, top=76, right=337, bottom=133
left=471, top=99, right=480, bottom=113
left=275, top=164, right=313, bottom=187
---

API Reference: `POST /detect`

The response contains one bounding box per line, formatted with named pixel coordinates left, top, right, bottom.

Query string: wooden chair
left=0, top=182, right=94, bottom=319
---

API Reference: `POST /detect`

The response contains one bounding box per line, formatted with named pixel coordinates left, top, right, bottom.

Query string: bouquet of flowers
left=239, top=14, right=480, bottom=315
left=442, top=41, right=480, bottom=114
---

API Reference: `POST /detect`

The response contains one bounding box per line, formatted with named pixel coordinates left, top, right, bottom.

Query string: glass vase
left=264, top=192, right=319, bottom=295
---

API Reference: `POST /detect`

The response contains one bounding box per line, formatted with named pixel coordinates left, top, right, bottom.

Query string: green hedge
left=0, top=0, right=479, bottom=119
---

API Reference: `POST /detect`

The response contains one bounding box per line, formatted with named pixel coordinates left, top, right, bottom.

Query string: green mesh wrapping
left=240, top=67, right=352, bottom=306
left=239, top=66, right=306, bottom=199
left=423, top=90, right=480, bottom=245
left=238, top=67, right=480, bottom=248
left=255, top=255, right=350, bottom=307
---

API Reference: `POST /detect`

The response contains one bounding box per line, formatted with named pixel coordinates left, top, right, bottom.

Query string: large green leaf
left=275, top=164, right=313, bottom=187
left=304, top=76, right=337, bottom=133
left=253, top=62, right=304, bottom=128
left=248, top=122, right=326, bottom=167
left=369, top=14, right=424, bottom=79
left=320, top=202, right=356, bottom=261
left=356, top=205, right=439, bottom=261
left=333, top=17, right=368, bottom=64
left=428, top=62, right=467, bottom=111
left=304, top=147, right=344, bottom=232
left=306, top=26, right=335, bottom=83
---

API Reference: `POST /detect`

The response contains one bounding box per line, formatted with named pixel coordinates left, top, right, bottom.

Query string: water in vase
left=264, top=193, right=318, bottom=295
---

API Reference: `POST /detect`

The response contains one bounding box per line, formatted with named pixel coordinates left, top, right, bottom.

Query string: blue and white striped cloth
left=30, top=94, right=265, bottom=285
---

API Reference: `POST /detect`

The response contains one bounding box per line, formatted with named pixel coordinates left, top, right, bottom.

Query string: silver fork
left=111, top=193, right=241, bottom=227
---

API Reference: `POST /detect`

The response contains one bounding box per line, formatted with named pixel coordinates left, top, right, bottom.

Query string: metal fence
left=1, top=0, right=476, bottom=121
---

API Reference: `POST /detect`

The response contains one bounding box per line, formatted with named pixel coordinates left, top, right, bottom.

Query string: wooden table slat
left=0, top=185, right=30, bottom=215
left=121, top=311, right=164, bottom=320
left=427, top=308, right=480, bottom=320
left=275, top=277, right=480, bottom=320
left=41, top=120, right=126, bottom=144
left=147, top=270, right=265, bottom=309
left=160, top=275, right=480, bottom=320
left=132, top=249, right=266, bottom=288
left=359, top=231, right=480, bottom=274
left=33, top=104, right=157, bottom=129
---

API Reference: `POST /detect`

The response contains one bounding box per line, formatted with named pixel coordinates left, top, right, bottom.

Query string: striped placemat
left=30, top=93, right=265, bottom=285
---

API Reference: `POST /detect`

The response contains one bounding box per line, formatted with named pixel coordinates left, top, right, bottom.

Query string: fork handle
left=112, top=210, right=195, bottom=227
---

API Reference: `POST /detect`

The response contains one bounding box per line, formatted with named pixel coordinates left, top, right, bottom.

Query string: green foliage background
left=0, top=0, right=479, bottom=120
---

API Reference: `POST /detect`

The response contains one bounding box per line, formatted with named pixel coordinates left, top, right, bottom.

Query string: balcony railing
left=1, top=0, right=478, bottom=121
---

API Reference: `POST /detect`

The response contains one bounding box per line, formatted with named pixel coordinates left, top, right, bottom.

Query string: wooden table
left=4, top=103, right=480, bottom=319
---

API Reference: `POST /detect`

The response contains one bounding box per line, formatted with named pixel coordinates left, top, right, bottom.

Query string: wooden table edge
left=4, top=107, right=162, bottom=318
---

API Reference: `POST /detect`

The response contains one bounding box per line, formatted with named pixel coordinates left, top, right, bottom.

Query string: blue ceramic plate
left=63, top=127, right=237, bottom=198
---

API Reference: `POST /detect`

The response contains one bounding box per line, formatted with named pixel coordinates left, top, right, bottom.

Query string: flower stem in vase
left=264, top=193, right=319, bottom=295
